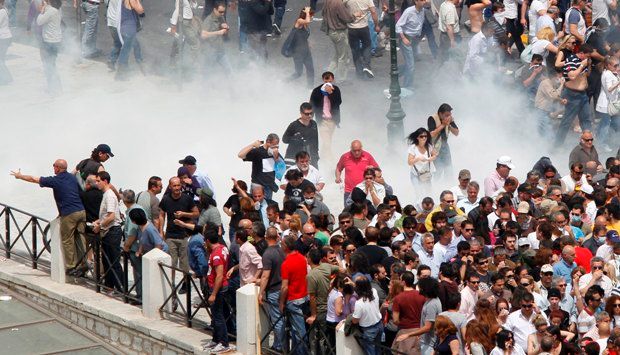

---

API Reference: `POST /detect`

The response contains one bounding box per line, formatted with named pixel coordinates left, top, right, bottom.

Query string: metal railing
left=158, top=262, right=237, bottom=339
left=0, top=203, right=51, bottom=269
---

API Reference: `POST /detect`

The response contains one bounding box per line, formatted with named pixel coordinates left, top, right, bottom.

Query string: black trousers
left=102, top=226, right=124, bottom=292
left=348, top=27, right=372, bottom=75
left=506, top=17, right=525, bottom=53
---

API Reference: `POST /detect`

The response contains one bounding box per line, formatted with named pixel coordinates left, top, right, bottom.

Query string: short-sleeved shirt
left=438, top=1, right=459, bottom=33
left=198, top=206, right=222, bottom=227
left=352, top=288, right=382, bottom=327
left=39, top=172, right=84, bottom=216
left=203, top=13, right=225, bottom=51
left=307, top=263, right=340, bottom=315
left=284, top=179, right=315, bottom=205
left=136, top=191, right=160, bottom=223
left=347, top=0, right=374, bottom=29
left=565, top=7, right=586, bottom=38
left=138, top=223, right=168, bottom=254
left=262, top=245, right=285, bottom=293
left=281, top=251, right=308, bottom=301
left=207, top=243, right=229, bottom=289
left=392, top=289, right=426, bottom=329
left=336, top=150, right=379, bottom=193
left=244, top=147, right=276, bottom=190
left=159, top=193, right=195, bottom=239
left=420, top=298, right=443, bottom=346
left=223, top=194, right=242, bottom=228
left=99, top=189, right=122, bottom=231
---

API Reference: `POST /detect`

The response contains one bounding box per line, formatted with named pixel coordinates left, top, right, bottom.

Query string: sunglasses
left=469, top=280, right=480, bottom=284
left=557, top=284, right=567, bottom=287
left=592, top=298, right=602, bottom=302
left=607, top=185, right=618, bottom=189
left=521, top=304, right=533, bottom=309
left=302, top=111, right=314, bottom=116
left=521, top=283, right=531, bottom=287
left=542, top=272, right=554, bottom=276
left=345, top=249, right=356, bottom=253
left=582, top=138, right=594, bottom=142
left=304, top=232, right=316, bottom=236
left=593, top=266, right=604, bottom=270
left=464, top=228, right=475, bottom=232
left=444, top=200, right=455, bottom=204
left=478, top=260, right=489, bottom=265
left=614, top=304, right=620, bottom=308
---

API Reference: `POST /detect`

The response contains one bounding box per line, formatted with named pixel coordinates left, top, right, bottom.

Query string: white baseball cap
left=497, top=156, right=516, bottom=170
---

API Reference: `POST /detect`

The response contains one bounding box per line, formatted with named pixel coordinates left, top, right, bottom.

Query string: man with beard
left=280, top=151, right=325, bottom=193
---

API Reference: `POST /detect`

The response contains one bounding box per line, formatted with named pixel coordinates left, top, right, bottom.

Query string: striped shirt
left=563, top=53, right=586, bottom=80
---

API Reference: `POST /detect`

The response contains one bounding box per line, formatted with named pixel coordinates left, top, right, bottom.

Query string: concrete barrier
left=236, top=284, right=260, bottom=355
left=142, top=249, right=171, bottom=319
left=49, top=218, right=65, bottom=284
left=336, top=320, right=363, bottom=355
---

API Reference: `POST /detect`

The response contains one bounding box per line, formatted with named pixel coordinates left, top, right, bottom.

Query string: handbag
left=281, top=28, right=297, bottom=58
left=413, top=148, right=432, bottom=183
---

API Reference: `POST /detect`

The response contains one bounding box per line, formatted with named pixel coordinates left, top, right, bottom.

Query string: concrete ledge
left=0, top=257, right=237, bottom=354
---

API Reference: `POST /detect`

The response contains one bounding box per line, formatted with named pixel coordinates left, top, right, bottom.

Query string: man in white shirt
left=579, top=257, right=614, bottom=298
left=396, top=0, right=427, bottom=89
left=433, top=227, right=456, bottom=263
left=459, top=273, right=480, bottom=321
left=535, top=6, right=559, bottom=36
left=463, top=22, right=495, bottom=76
left=457, top=181, right=481, bottom=214
left=280, top=151, right=326, bottom=192
left=349, top=168, right=386, bottom=207
left=418, top=233, right=441, bottom=277
left=438, top=0, right=460, bottom=63
left=93, top=171, right=124, bottom=292
left=528, top=0, right=548, bottom=42
left=504, top=292, right=548, bottom=350
left=450, top=169, right=471, bottom=203
left=560, top=162, right=592, bottom=195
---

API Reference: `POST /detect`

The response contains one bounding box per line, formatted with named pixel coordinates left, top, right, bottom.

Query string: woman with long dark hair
left=351, top=277, right=383, bottom=355
left=491, top=329, right=525, bottom=355
left=407, top=127, right=438, bottom=204
left=287, top=7, right=315, bottom=88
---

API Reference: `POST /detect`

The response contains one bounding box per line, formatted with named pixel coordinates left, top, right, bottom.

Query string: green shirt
left=307, top=263, right=339, bottom=316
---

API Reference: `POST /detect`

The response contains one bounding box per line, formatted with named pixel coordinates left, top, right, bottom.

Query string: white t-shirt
left=596, top=69, right=620, bottom=113
left=504, top=0, right=519, bottom=19
left=347, top=0, right=375, bottom=29
left=531, top=39, right=552, bottom=62
left=560, top=174, right=591, bottom=194
left=528, top=0, right=547, bottom=37
left=352, top=288, right=381, bottom=327
left=99, top=189, right=122, bottom=231
left=536, top=14, right=557, bottom=36
left=592, top=0, right=613, bottom=23
left=408, top=144, right=435, bottom=176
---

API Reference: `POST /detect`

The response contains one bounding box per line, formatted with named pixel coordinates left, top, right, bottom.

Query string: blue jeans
left=368, top=16, right=378, bottom=53
left=6, top=0, right=16, bottom=27
left=108, top=26, right=122, bottom=65
left=596, top=111, right=619, bottom=147
left=117, top=30, right=137, bottom=78
left=81, top=2, right=99, bottom=57
left=40, top=41, right=62, bottom=95
left=359, top=321, right=383, bottom=355
left=399, top=35, right=416, bottom=89
left=266, top=290, right=284, bottom=351
left=537, top=108, right=552, bottom=139
left=555, top=88, right=593, bottom=146
left=274, top=6, right=285, bottom=28
left=434, top=143, right=452, bottom=181
left=210, top=287, right=229, bottom=346
left=286, top=297, right=308, bottom=355
left=263, top=185, right=274, bottom=201
left=421, top=17, right=438, bottom=58
left=129, top=251, right=142, bottom=299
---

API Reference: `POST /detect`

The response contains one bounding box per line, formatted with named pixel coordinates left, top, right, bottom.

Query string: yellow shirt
left=424, top=206, right=465, bottom=231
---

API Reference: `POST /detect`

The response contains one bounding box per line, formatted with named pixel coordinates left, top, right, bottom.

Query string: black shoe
left=178, top=283, right=188, bottom=294
left=129, top=299, right=142, bottom=306
left=272, top=23, right=281, bottom=36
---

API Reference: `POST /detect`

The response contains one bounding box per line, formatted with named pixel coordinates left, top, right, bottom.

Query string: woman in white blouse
left=0, top=0, right=11, bottom=85
left=595, top=55, right=620, bottom=151
left=407, top=127, right=438, bottom=205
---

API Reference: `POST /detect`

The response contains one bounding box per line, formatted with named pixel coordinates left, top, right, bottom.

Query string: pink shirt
left=239, top=241, right=263, bottom=286
left=336, top=151, right=379, bottom=193
left=484, top=170, right=505, bottom=197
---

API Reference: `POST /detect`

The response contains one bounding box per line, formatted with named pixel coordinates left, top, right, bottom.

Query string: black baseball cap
left=96, top=144, right=114, bottom=157
left=178, top=155, right=197, bottom=165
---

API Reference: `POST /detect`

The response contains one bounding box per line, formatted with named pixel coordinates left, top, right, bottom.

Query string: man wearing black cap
left=74, top=144, right=114, bottom=190
left=178, top=155, right=217, bottom=199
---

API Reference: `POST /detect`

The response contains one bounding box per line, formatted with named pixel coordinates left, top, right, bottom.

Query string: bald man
left=569, top=131, right=602, bottom=172
left=335, top=140, right=379, bottom=206
left=11, top=159, right=87, bottom=275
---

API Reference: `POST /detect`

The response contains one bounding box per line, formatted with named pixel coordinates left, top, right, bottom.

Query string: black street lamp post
left=385, top=0, right=406, bottom=147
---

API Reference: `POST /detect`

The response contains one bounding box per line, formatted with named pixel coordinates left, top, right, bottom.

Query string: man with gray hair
left=457, top=181, right=480, bottom=214
left=579, top=256, right=613, bottom=297
left=11, top=159, right=87, bottom=276
left=121, top=189, right=145, bottom=302
left=238, top=134, right=281, bottom=200
left=553, top=245, right=577, bottom=284
left=535, top=5, right=560, bottom=36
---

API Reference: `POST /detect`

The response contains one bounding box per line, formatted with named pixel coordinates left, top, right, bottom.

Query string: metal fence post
left=95, top=237, right=101, bottom=293
left=123, top=251, right=129, bottom=303
left=186, top=273, right=192, bottom=328
left=32, top=218, right=38, bottom=269
left=5, top=208, right=10, bottom=259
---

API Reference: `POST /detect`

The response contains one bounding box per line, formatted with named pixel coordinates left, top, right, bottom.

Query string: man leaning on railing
left=11, top=159, right=88, bottom=276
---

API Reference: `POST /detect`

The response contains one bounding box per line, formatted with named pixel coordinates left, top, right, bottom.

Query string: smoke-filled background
left=1, top=0, right=612, bottom=219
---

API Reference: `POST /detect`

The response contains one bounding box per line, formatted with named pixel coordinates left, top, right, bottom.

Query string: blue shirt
left=39, top=172, right=84, bottom=216
left=553, top=259, right=577, bottom=284
left=124, top=205, right=146, bottom=252
left=395, top=6, right=425, bottom=37
left=137, top=223, right=168, bottom=254
left=188, top=233, right=209, bottom=277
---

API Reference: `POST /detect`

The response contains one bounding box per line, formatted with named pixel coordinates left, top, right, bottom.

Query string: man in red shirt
left=204, top=225, right=233, bottom=353
left=392, top=271, right=426, bottom=352
left=335, top=140, right=379, bottom=207
left=279, top=235, right=309, bottom=355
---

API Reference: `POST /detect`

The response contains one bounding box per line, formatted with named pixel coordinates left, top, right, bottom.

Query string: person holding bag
left=596, top=55, right=620, bottom=152
left=407, top=127, right=438, bottom=205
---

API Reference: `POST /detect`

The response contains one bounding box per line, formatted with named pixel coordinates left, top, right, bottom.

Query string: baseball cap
left=197, top=187, right=214, bottom=198
left=497, top=156, right=515, bottom=170
left=458, top=169, right=471, bottom=180
left=581, top=184, right=594, bottom=194
left=177, top=166, right=191, bottom=177
left=178, top=155, right=197, bottom=165
left=607, top=230, right=620, bottom=243
left=96, top=144, right=114, bottom=157
left=540, top=199, right=558, bottom=216
left=518, top=238, right=530, bottom=247
left=541, top=264, right=554, bottom=273
left=517, top=201, right=530, bottom=214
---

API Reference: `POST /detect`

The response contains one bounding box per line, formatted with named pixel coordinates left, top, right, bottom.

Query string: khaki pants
left=327, top=29, right=350, bottom=81
left=59, top=210, right=86, bottom=270
left=166, top=237, right=189, bottom=272
left=318, top=119, right=336, bottom=163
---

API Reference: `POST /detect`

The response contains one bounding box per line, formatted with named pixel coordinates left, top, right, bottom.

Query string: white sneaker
left=203, top=341, right=218, bottom=350
left=363, top=68, right=374, bottom=78
left=210, top=343, right=233, bottom=353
